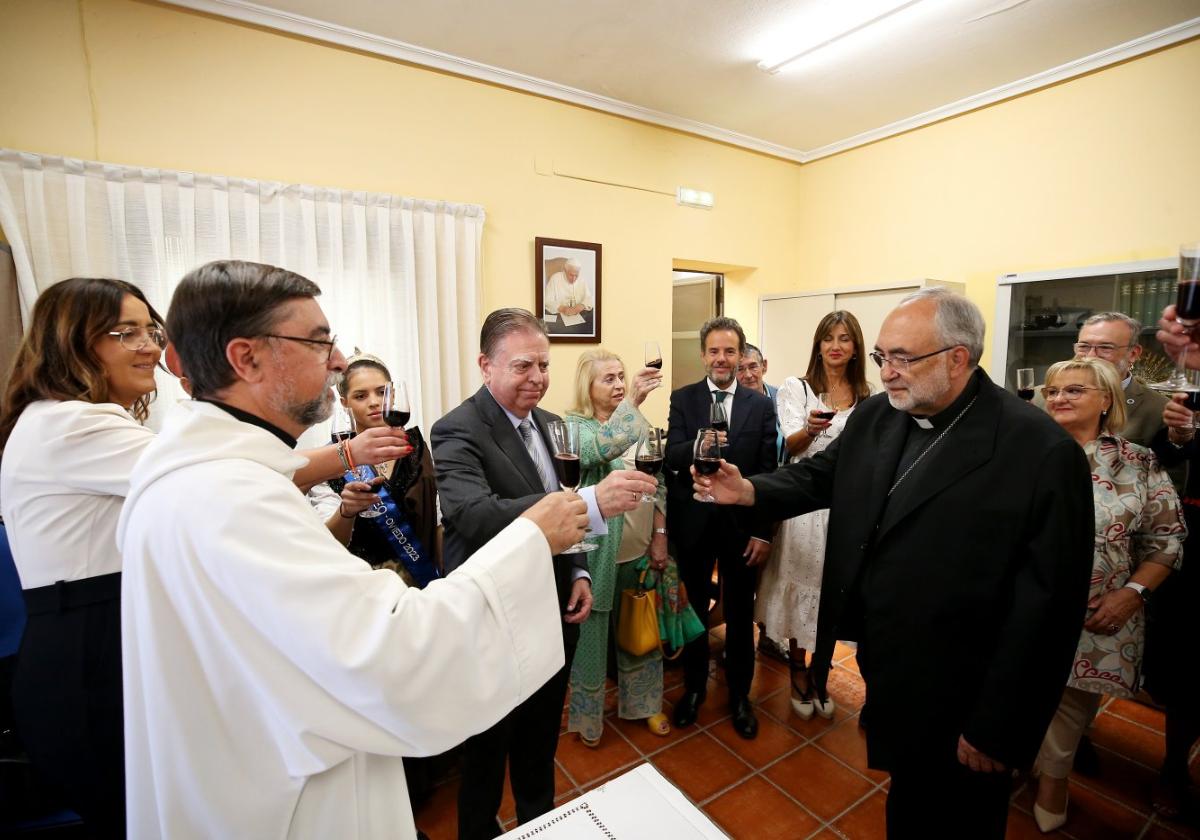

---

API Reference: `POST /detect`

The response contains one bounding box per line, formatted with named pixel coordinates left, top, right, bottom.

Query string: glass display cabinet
left=990, top=258, right=1177, bottom=390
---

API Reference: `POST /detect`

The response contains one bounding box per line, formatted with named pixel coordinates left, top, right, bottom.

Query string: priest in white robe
left=117, top=260, right=587, bottom=839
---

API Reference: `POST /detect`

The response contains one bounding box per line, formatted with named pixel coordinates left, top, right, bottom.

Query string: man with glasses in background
left=692, top=288, right=1094, bottom=839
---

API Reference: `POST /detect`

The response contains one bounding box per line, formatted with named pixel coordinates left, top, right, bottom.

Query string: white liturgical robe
left=117, top=400, right=564, bottom=839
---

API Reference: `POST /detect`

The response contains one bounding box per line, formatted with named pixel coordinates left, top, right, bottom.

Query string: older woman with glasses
left=1031, top=357, right=1184, bottom=833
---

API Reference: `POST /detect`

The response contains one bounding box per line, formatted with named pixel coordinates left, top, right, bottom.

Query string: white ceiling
left=170, top=0, right=1200, bottom=161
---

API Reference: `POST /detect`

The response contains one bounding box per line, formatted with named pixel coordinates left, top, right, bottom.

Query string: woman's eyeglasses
left=108, top=327, right=167, bottom=351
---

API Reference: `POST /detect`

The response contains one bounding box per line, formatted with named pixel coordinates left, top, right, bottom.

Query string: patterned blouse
left=1070, top=435, right=1185, bottom=698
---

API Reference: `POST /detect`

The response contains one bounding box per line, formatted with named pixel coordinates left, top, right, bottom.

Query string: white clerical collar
left=707, top=379, right=737, bottom=397
left=912, top=417, right=934, bottom=429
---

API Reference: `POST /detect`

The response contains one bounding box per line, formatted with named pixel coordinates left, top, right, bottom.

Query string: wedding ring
left=1108, top=623, right=1119, bottom=632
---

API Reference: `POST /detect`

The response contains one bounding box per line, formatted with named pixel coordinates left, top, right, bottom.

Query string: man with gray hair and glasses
left=692, top=288, right=1094, bottom=839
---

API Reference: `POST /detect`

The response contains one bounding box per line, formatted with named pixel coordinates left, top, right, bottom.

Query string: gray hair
left=480, top=308, right=547, bottom=358
left=742, top=343, right=764, bottom=363
left=1081, top=311, right=1140, bottom=343
left=699, top=316, right=746, bottom=354
left=898, top=287, right=985, bottom=366
left=167, top=260, right=321, bottom=399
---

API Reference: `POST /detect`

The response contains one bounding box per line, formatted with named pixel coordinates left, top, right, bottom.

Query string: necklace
left=888, top=396, right=977, bottom=496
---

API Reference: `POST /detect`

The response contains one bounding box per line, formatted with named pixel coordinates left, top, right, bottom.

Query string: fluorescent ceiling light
left=757, top=0, right=924, bottom=74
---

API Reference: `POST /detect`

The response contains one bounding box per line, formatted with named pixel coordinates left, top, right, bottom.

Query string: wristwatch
left=1123, top=581, right=1151, bottom=604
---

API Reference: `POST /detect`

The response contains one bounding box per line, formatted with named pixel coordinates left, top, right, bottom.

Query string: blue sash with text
left=350, top=467, right=441, bottom=588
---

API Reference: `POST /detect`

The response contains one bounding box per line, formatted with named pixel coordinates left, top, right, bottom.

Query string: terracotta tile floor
left=413, top=634, right=1200, bottom=839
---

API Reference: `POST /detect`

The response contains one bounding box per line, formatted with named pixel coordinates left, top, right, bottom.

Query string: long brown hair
left=0, top=277, right=164, bottom=452
left=804, top=310, right=871, bottom=403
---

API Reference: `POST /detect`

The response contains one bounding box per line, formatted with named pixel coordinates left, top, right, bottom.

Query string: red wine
left=1177, top=277, right=1200, bottom=321
left=1017, top=388, right=1035, bottom=401
left=331, top=431, right=351, bottom=444
left=383, top=410, right=409, bottom=428
left=553, top=453, right=581, bottom=489
left=710, top=420, right=728, bottom=433
left=646, top=359, right=663, bottom=370
left=814, top=411, right=836, bottom=420
left=693, top=457, right=720, bottom=476
left=635, top=456, right=663, bottom=475
left=1183, top=390, right=1200, bottom=411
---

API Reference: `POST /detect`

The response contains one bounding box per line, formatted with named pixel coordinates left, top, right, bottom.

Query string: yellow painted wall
left=780, top=37, right=1200, bottom=368
left=0, top=0, right=803, bottom=421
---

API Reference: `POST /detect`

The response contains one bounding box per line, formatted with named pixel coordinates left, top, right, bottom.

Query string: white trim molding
left=161, top=0, right=1200, bottom=164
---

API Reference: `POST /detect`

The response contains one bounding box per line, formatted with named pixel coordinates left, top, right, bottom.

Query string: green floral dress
left=565, top=400, right=667, bottom=740
left=1070, top=435, right=1185, bottom=698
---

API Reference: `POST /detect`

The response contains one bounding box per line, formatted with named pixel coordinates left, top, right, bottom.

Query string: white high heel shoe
left=1033, top=793, right=1068, bottom=833
left=813, top=694, right=836, bottom=720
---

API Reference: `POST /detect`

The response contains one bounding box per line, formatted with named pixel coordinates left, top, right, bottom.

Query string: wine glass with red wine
left=1151, top=243, right=1200, bottom=392
left=645, top=342, right=663, bottom=370
left=1016, top=369, right=1035, bottom=401
left=330, top=401, right=352, bottom=445
left=382, top=381, right=411, bottom=429
left=634, top=428, right=664, bottom=503
left=547, top=419, right=597, bottom=553
left=814, top=392, right=837, bottom=437
left=693, top=429, right=721, bottom=503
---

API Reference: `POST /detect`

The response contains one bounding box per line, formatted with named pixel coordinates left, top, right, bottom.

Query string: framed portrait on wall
left=535, top=237, right=601, bottom=343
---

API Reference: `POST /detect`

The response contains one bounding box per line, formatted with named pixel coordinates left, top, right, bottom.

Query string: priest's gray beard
left=886, top=358, right=951, bottom=414
left=270, top=372, right=340, bottom=428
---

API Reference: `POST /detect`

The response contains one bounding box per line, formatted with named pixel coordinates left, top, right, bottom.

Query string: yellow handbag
left=616, top=568, right=660, bottom=657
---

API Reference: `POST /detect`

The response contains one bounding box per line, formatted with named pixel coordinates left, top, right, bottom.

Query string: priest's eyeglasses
left=1043, top=385, right=1100, bottom=401
left=868, top=346, right=956, bottom=371
left=262, top=333, right=340, bottom=362
left=108, top=326, right=167, bottom=352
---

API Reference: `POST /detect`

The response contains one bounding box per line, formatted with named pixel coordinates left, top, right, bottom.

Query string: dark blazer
left=430, top=387, right=587, bottom=618
left=665, top=380, right=778, bottom=545
left=749, top=371, right=1094, bottom=771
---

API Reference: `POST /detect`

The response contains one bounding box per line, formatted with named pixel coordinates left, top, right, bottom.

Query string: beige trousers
left=1035, top=686, right=1104, bottom=779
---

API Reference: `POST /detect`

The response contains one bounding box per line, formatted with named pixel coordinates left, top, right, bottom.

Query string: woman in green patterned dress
left=565, top=349, right=670, bottom=747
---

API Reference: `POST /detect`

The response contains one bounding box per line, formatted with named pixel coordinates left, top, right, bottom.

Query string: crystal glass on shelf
left=1149, top=243, right=1200, bottom=392
left=547, top=419, right=598, bottom=554
left=1016, top=369, right=1035, bottom=401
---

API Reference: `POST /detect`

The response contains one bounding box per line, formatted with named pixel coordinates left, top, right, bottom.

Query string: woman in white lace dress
left=756, top=311, right=871, bottom=720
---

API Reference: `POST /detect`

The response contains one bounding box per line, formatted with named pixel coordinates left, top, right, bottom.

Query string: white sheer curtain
left=0, top=149, right=483, bottom=440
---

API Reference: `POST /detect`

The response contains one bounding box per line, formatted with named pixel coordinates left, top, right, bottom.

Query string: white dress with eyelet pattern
left=755, top=376, right=854, bottom=649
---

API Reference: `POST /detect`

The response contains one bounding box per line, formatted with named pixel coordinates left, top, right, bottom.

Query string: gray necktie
left=517, top=419, right=553, bottom=491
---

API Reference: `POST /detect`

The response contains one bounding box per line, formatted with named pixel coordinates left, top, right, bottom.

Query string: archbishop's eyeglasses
left=868, top=346, right=956, bottom=371
left=107, top=326, right=167, bottom=352
left=262, top=333, right=340, bottom=362
left=1043, top=385, right=1101, bottom=401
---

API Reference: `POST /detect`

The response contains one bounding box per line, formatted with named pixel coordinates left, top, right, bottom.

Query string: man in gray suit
left=432, top=308, right=655, bottom=839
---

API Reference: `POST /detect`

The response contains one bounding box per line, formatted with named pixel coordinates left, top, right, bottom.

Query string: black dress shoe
left=731, top=697, right=758, bottom=740
left=674, top=691, right=705, bottom=727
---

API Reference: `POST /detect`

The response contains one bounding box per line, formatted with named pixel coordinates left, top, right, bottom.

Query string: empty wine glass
left=634, top=428, right=664, bottom=503
left=693, top=428, right=721, bottom=503
left=547, top=419, right=597, bottom=553
left=351, top=464, right=384, bottom=519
